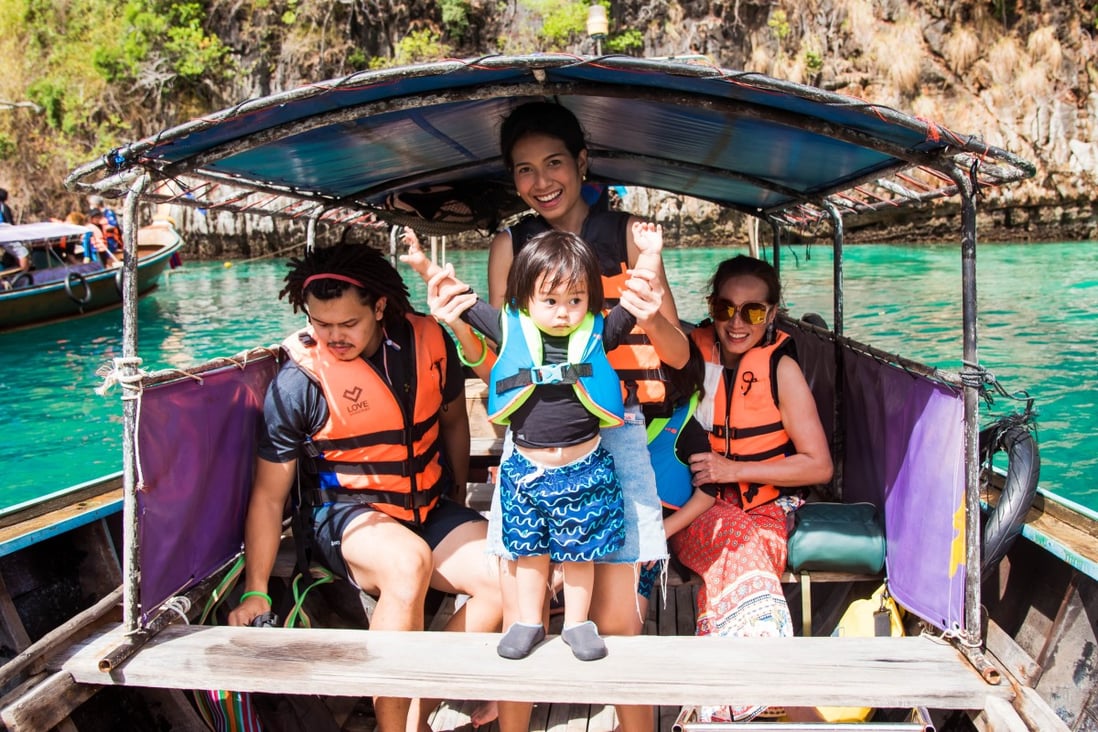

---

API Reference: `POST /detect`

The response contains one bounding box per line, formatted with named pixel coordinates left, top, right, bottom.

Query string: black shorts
left=309, top=497, right=485, bottom=587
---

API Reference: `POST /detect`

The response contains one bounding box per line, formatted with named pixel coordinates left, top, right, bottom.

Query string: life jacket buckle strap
left=530, top=362, right=566, bottom=384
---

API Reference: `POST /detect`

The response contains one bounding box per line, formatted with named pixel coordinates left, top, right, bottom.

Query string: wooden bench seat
left=65, top=623, right=1008, bottom=712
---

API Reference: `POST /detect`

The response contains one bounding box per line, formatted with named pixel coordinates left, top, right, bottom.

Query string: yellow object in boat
left=817, top=583, right=904, bottom=723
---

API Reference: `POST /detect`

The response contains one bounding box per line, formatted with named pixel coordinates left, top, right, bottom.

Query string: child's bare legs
left=560, top=560, right=607, bottom=661
left=497, top=554, right=548, bottom=660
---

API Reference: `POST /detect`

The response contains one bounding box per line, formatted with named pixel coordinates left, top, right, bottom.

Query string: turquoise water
left=1, top=242, right=1094, bottom=512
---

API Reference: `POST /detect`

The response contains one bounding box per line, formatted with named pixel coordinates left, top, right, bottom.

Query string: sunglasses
left=709, top=299, right=770, bottom=325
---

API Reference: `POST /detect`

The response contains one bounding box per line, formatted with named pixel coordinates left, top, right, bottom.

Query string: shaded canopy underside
left=67, top=54, right=1034, bottom=235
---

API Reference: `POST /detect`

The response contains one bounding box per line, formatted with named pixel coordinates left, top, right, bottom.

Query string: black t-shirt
left=464, top=298, right=635, bottom=448
left=257, top=317, right=464, bottom=463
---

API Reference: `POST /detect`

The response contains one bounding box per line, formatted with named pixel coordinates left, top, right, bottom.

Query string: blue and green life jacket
left=488, top=307, right=624, bottom=428
left=646, top=392, right=700, bottom=509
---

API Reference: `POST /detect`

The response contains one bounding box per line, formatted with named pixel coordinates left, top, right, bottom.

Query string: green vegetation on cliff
left=0, top=0, right=1094, bottom=239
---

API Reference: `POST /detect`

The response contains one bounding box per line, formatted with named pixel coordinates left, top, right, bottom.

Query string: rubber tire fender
left=980, top=420, right=1041, bottom=575
left=64, top=271, right=92, bottom=306
left=114, top=267, right=124, bottom=297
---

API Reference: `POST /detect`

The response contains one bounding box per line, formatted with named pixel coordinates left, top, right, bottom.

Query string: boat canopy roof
left=67, top=54, right=1035, bottom=235
left=0, top=222, right=94, bottom=245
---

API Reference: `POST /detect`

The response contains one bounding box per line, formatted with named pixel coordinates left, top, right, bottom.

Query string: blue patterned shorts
left=499, top=443, right=625, bottom=563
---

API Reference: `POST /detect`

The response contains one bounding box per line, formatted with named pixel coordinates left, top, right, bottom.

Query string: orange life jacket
left=282, top=314, right=450, bottom=523
left=690, top=325, right=795, bottom=510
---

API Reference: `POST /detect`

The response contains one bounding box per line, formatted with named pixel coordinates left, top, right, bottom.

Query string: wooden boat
left=0, top=219, right=182, bottom=331
left=1, top=54, right=1091, bottom=731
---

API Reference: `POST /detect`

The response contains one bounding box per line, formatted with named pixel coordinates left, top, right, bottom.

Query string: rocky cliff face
left=7, top=0, right=1097, bottom=253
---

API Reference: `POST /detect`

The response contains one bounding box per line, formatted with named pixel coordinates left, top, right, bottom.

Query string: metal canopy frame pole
left=121, top=175, right=149, bottom=633
left=768, top=218, right=781, bottom=277
left=947, top=166, right=982, bottom=645
left=822, top=201, right=846, bottom=499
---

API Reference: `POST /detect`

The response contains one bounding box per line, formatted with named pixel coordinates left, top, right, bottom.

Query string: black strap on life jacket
left=306, top=480, right=445, bottom=511
left=495, top=362, right=593, bottom=394
left=305, top=413, right=439, bottom=454
left=308, top=441, right=439, bottom=478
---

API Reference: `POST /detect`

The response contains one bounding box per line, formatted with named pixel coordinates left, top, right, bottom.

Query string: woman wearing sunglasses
left=672, top=255, right=833, bottom=724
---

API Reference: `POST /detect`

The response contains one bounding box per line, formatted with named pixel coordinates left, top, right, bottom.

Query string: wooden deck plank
left=65, top=624, right=1010, bottom=710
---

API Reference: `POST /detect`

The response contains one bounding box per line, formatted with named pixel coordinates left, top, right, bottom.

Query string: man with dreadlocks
left=228, top=244, right=502, bottom=732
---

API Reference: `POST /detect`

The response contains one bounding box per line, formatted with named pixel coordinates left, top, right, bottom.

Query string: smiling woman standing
left=674, top=255, right=833, bottom=723
left=485, top=101, right=691, bottom=732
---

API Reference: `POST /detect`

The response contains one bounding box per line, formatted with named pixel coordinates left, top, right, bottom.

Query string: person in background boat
left=86, top=193, right=122, bottom=232
left=485, top=101, right=689, bottom=732
left=404, top=225, right=670, bottom=665
left=0, top=240, right=30, bottom=273
left=673, top=255, right=833, bottom=724
left=227, top=244, right=503, bottom=732
left=0, top=188, right=13, bottom=225
left=87, top=208, right=122, bottom=265
left=59, top=212, right=89, bottom=263
left=77, top=213, right=120, bottom=268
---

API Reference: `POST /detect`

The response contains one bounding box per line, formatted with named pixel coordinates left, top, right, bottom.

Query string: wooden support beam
left=0, top=574, right=31, bottom=654
left=0, top=670, right=97, bottom=732
left=67, top=624, right=1009, bottom=711
left=1013, top=685, right=1070, bottom=732
left=975, top=695, right=1029, bottom=732
left=0, top=586, right=122, bottom=688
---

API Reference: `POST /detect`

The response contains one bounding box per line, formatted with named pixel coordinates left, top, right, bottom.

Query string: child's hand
left=397, top=227, right=439, bottom=281
left=632, top=221, right=663, bottom=256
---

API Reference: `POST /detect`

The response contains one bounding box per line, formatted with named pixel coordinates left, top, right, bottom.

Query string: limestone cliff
left=1, top=0, right=1094, bottom=253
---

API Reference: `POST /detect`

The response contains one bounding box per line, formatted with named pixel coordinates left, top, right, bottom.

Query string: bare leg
left=560, top=560, right=593, bottom=627
left=411, top=520, right=503, bottom=731
left=515, top=554, right=551, bottom=624
left=496, top=559, right=534, bottom=732
left=341, top=512, right=433, bottom=732
left=591, top=562, right=652, bottom=732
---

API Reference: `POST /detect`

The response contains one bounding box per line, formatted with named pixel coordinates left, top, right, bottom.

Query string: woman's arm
left=617, top=268, right=689, bottom=368
left=425, top=267, right=495, bottom=382
left=688, top=356, right=833, bottom=488
left=487, top=229, right=514, bottom=309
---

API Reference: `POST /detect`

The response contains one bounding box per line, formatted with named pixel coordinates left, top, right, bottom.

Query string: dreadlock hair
left=504, top=230, right=603, bottom=315
left=281, top=244, right=413, bottom=331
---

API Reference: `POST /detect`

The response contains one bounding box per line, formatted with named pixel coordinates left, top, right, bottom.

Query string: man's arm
left=438, top=391, right=470, bottom=506
left=228, top=457, right=296, bottom=626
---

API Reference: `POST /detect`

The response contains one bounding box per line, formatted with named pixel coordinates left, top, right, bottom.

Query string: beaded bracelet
left=240, top=590, right=272, bottom=605
left=457, top=329, right=488, bottom=368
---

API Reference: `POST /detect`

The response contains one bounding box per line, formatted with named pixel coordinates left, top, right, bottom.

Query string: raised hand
left=398, top=227, right=440, bottom=282
left=631, top=220, right=664, bottom=257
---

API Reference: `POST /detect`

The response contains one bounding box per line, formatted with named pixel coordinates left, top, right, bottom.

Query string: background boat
left=0, top=220, right=182, bottom=332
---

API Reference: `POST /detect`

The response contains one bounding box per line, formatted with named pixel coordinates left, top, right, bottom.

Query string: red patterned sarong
left=670, top=496, right=794, bottom=722
left=669, top=496, right=793, bottom=638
